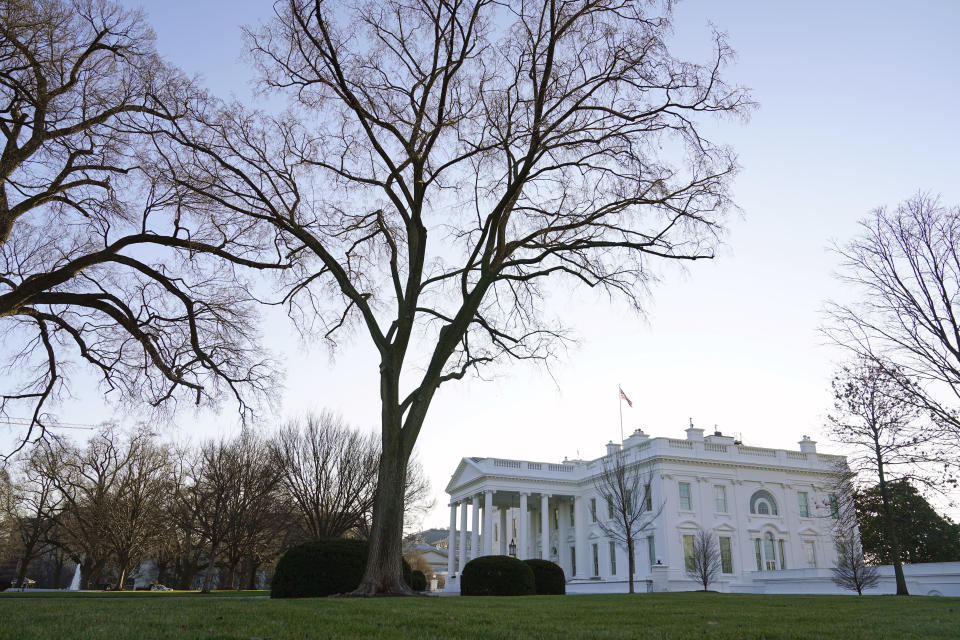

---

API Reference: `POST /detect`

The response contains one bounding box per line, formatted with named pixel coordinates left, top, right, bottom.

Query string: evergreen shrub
left=410, top=569, right=427, bottom=591
left=523, top=559, right=566, bottom=594
left=270, top=538, right=412, bottom=598
left=460, top=555, right=535, bottom=596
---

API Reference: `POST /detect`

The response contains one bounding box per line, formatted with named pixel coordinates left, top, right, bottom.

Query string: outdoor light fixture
left=508, top=539, right=517, bottom=557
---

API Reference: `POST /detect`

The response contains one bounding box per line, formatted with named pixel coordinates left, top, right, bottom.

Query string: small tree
left=686, top=528, right=721, bottom=592
left=593, top=450, right=661, bottom=594
left=830, top=475, right=879, bottom=596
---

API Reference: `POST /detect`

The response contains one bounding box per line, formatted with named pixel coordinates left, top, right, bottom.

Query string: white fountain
left=68, top=564, right=81, bottom=591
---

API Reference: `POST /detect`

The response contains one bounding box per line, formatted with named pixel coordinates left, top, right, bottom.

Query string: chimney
left=685, top=418, right=704, bottom=442
left=606, top=441, right=622, bottom=456
left=798, top=435, right=817, bottom=453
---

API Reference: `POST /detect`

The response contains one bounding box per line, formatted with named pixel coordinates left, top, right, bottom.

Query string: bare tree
left=0, top=0, right=286, bottom=450
left=7, top=444, right=63, bottom=588
left=825, top=195, right=960, bottom=467
left=593, top=450, right=660, bottom=593
left=270, top=412, right=379, bottom=539
left=686, top=527, right=721, bottom=592
left=830, top=473, right=879, bottom=596
left=825, top=358, right=944, bottom=595
left=164, top=0, right=752, bottom=594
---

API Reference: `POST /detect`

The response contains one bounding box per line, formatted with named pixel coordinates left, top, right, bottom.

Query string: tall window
left=590, top=498, right=597, bottom=522
left=835, top=541, right=848, bottom=568
left=798, top=491, right=809, bottom=518
left=778, top=539, right=787, bottom=570
left=714, top=485, right=728, bottom=513
left=607, top=495, right=615, bottom=519
left=719, top=537, right=733, bottom=574
left=643, top=484, right=653, bottom=511
left=829, top=494, right=840, bottom=519
left=570, top=504, right=575, bottom=527
left=763, top=532, right=777, bottom=570
left=803, top=540, right=817, bottom=568
left=512, top=519, right=517, bottom=538
left=682, top=534, right=695, bottom=572
left=592, top=543, right=599, bottom=577
left=494, top=523, right=498, bottom=542
left=571, top=547, right=577, bottom=576
left=609, top=542, right=617, bottom=575
left=754, top=539, right=763, bottom=571
left=679, top=482, right=692, bottom=510
left=647, top=535, right=656, bottom=565
left=553, top=507, right=559, bottom=529
left=625, top=490, right=633, bottom=516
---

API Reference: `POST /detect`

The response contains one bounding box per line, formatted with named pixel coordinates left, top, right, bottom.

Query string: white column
left=541, top=493, right=550, bottom=561
left=558, top=499, right=569, bottom=574
left=471, top=494, right=481, bottom=560
left=519, top=492, right=529, bottom=560
left=483, top=491, right=494, bottom=556
left=574, top=494, right=586, bottom=578
left=447, top=503, right=457, bottom=576
left=499, top=507, right=508, bottom=555
left=459, top=501, right=468, bottom=571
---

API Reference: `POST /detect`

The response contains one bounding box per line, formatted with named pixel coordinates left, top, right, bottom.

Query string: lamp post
left=508, top=539, right=517, bottom=558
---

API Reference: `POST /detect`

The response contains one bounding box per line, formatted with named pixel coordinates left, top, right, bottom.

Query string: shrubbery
left=523, top=559, right=565, bottom=595
left=460, top=555, right=535, bottom=596
left=271, top=538, right=412, bottom=598
left=410, top=570, right=427, bottom=592
left=0, top=578, right=11, bottom=592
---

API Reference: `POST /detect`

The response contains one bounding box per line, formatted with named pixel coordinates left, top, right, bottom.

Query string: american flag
left=619, top=387, right=633, bottom=408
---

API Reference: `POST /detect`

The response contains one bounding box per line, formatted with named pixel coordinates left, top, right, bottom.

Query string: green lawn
left=1, top=592, right=957, bottom=639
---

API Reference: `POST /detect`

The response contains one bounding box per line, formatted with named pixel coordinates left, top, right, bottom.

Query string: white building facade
left=444, top=425, right=850, bottom=594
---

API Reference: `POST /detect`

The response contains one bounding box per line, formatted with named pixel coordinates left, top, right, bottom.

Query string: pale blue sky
left=7, top=1, right=959, bottom=527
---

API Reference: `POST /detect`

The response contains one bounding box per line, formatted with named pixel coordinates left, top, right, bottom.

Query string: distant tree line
left=0, top=411, right=431, bottom=591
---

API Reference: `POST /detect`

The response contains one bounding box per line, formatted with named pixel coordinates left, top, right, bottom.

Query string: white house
left=444, top=424, right=856, bottom=594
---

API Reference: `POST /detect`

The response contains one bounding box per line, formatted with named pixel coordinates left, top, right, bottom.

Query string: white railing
left=738, top=446, right=777, bottom=457
left=493, top=459, right=521, bottom=468
left=705, top=443, right=728, bottom=453
left=668, top=439, right=693, bottom=449
left=547, top=463, right=574, bottom=472
left=527, top=462, right=542, bottom=470
left=786, top=451, right=807, bottom=460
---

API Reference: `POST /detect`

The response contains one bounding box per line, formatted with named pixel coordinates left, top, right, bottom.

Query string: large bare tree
left=825, top=195, right=960, bottom=467
left=162, top=0, right=752, bottom=594
left=0, top=0, right=285, bottom=449
left=824, top=359, right=945, bottom=595
left=593, top=449, right=660, bottom=593
left=829, top=472, right=879, bottom=596
left=685, top=527, right=720, bottom=592
left=6, top=444, right=64, bottom=588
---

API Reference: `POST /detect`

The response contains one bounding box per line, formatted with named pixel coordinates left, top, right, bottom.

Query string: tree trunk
left=626, top=538, right=635, bottom=594
left=15, top=547, right=34, bottom=588
left=245, top=560, right=260, bottom=590
left=351, top=399, right=414, bottom=595
left=877, top=475, right=908, bottom=595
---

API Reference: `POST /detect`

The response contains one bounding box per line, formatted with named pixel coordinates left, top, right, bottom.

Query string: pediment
left=713, top=522, right=737, bottom=533
left=445, top=457, right=485, bottom=495
left=676, top=519, right=700, bottom=530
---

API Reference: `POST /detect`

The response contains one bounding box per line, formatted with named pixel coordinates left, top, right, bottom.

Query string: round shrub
left=0, top=578, right=11, bottom=592
left=460, top=555, right=535, bottom=596
left=410, top=569, right=427, bottom=592
left=271, top=538, right=413, bottom=598
left=523, top=559, right=565, bottom=595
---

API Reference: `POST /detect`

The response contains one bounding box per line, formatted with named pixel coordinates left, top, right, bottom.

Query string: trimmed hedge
left=410, top=569, right=427, bottom=592
left=460, top=555, right=535, bottom=596
left=523, top=559, right=566, bottom=595
left=270, top=538, right=412, bottom=598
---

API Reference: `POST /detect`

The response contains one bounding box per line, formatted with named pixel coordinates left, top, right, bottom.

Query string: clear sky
left=5, top=1, right=959, bottom=528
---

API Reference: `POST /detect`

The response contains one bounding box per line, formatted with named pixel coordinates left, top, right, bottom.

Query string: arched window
left=750, top=490, right=779, bottom=516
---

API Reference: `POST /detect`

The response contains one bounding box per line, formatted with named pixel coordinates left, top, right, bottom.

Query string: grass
left=0, top=592, right=957, bottom=639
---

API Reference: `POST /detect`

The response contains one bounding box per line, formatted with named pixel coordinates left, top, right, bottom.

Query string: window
left=494, top=523, right=498, bottom=542
left=798, top=492, right=809, bottom=518
left=719, top=536, right=733, bottom=574
left=754, top=539, right=763, bottom=571
left=553, top=508, right=559, bottom=530
left=607, top=495, right=615, bottom=519
left=590, top=498, right=597, bottom=522
left=625, top=490, right=632, bottom=516
left=763, top=532, right=777, bottom=570
left=836, top=541, right=848, bottom=568
left=778, top=539, right=787, bottom=570
left=679, top=482, right=692, bottom=510
left=609, top=542, right=617, bottom=575
left=683, top=534, right=695, bottom=572
left=570, top=504, right=575, bottom=527
left=643, top=484, right=652, bottom=511
left=829, top=494, right=840, bottom=519
left=512, top=519, right=517, bottom=538
left=592, top=543, right=599, bottom=577
left=749, top=490, right=779, bottom=516
left=647, top=535, right=656, bottom=565
left=715, top=485, right=728, bottom=513
left=804, top=540, right=817, bottom=568
left=571, top=547, right=577, bottom=576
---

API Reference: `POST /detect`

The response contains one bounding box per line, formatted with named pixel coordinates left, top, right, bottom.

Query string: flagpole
left=618, top=384, right=624, bottom=442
